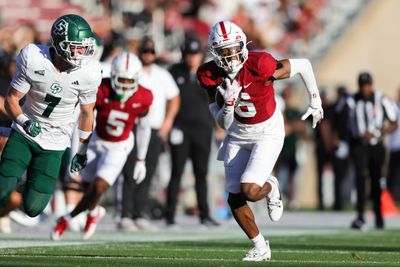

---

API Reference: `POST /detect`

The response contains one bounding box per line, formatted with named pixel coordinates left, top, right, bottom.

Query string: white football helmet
left=209, top=21, right=248, bottom=74
left=110, top=52, right=142, bottom=102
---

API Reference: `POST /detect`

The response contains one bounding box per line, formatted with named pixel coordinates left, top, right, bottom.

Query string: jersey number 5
left=106, top=110, right=129, bottom=137
left=42, top=94, right=61, bottom=117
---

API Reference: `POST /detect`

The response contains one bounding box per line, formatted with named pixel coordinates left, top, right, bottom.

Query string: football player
left=197, top=21, right=323, bottom=261
left=51, top=52, right=153, bottom=240
left=0, top=14, right=101, bottom=219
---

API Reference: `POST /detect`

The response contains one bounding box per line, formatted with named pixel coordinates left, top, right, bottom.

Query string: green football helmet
left=50, top=14, right=96, bottom=67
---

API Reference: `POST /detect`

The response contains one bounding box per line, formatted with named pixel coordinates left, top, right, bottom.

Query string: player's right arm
left=197, top=63, right=237, bottom=130
left=6, top=45, right=42, bottom=137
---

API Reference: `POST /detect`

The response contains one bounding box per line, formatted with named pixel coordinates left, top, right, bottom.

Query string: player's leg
left=23, top=146, right=65, bottom=217
left=240, top=138, right=283, bottom=203
left=369, top=143, right=385, bottom=229
left=0, top=131, right=32, bottom=215
left=51, top=141, right=99, bottom=240
left=224, top=141, right=270, bottom=261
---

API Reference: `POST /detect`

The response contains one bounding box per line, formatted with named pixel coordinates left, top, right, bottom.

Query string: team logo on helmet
left=53, top=19, right=68, bottom=36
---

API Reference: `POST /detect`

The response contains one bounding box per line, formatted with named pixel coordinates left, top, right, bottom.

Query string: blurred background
left=0, top=0, right=399, bottom=220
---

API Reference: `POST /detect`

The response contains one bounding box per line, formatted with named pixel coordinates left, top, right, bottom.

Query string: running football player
left=51, top=52, right=153, bottom=240
left=197, top=21, right=323, bottom=261
left=0, top=14, right=101, bottom=218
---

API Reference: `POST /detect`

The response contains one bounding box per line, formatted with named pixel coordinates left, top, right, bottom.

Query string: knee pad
left=227, top=193, right=247, bottom=210
left=22, top=189, right=51, bottom=217
left=62, top=177, right=84, bottom=192
left=0, top=175, right=18, bottom=207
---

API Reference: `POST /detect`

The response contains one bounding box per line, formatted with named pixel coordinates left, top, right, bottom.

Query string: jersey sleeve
left=10, top=44, right=31, bottom=93
left=196, top=62, right=223, bottom=100
left=258, top=52, right=277, bottom=79
left=79, top=60, right=102, bottom=104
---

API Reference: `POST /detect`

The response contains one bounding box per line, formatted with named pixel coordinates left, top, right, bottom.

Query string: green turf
left=1, top=231, right=399, bottom=266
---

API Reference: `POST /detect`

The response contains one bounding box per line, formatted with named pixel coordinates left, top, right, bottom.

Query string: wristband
left=78, top=129, right=92, bottom=140
left=76, top=141, right=89, bottom=155
left=16, top=113, right=29, bottom=126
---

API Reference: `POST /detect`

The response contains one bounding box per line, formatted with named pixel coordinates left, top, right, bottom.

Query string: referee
left=348, top=72, right=398, bottom=230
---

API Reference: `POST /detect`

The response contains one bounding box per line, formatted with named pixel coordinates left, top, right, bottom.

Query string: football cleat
left=82, top=206, right=106, bottom=240
left=242, top=241, right=271, bottom=261
left=51, top=216, right=69, bottom=241
left=266, top=176, right=283, bottom=222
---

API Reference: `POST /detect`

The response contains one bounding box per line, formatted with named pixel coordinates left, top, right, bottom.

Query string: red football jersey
left=197, top=51, right=277, bottom=124
left=95, top=79, right=153, bottom=142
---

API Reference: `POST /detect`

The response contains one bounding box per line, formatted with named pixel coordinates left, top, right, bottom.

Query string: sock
left=251, top=233, right=267, bottom=253
left=66, top=204, right=75, bottom=213
left=88, top=206, right=98, bottom=217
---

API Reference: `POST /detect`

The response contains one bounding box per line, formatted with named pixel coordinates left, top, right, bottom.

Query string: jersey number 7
left=42, top=94, right=61, bottom=117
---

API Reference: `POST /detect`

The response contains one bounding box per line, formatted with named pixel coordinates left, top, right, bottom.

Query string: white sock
left=251, top=233, right=267, bottom=253
left=64, top=214, right=72, bottom=222
left=66, top=204, right=75, bottom=213
left=88, top=206, right=98, bottom=217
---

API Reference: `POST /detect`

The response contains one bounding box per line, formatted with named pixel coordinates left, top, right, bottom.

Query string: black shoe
left=351, top=218, right=366, bottom=230
left=200, top=217, right=220, bottom=227
left=375, top=216, right=384, bottom=230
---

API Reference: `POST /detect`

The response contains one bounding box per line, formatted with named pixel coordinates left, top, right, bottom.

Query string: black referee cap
left=358, top=72, right=373, bottom=86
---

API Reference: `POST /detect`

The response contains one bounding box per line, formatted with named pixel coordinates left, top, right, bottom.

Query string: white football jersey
left=10, top=44, right=101, bottom=150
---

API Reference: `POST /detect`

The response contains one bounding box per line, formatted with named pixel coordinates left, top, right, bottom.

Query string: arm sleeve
left=10, top=45, right=31, bottom=93
left=136, top=115, right=151, bottom=160
left=382, top=96, right=398, bottom=122
left=288, top=58, right=321, bottom=108
left=209, top=102, right=234, bottom=130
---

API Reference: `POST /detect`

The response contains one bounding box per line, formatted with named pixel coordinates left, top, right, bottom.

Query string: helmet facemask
left=211, top=41, right=248, bottom=73
left=56, top=37, right=96, bottom=67
left=111, top=74, right=139, bottom=102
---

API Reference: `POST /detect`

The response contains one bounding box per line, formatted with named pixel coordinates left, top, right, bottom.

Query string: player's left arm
left=70, top=101, right=95, bottom=173
left=272, top=59, right=324, bottom=128
left=133, top=112, right=151, bottom=184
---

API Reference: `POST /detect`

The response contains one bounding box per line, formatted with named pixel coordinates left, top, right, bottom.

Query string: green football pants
left=0, top=130, right=65, bottom=217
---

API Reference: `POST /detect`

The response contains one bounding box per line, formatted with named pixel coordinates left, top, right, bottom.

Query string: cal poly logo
left=53, top=19, right=68, bottom=36
left=50, top=83, right=63, bottom=94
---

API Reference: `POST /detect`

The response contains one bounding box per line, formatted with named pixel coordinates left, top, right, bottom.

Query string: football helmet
left=209, top=21, right=248, bottom=74
left=110, top=52, right=142, bottom=102
left=51, top=14, right=96, bottom=68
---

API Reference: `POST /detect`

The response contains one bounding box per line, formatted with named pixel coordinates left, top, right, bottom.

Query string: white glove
left=216, top=78, right=242, bottom=106
left=301, top=105, right=324, bottom=128
left=133, top=160, right=146, bottom=184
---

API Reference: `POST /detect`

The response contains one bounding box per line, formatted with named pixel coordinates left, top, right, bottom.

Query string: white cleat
left=266, top=176, right=283, bottom=222
left=242, top=241, right=271, bottom=261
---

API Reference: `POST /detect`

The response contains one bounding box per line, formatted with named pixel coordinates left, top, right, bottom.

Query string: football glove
left=133, top=160, right=146, bottom=184
left=216, top=78, right=242, bottom=106
left=70, top=153, right=87, bottom=173
left=301, top=105, right=324, bottom=128
left=22, top=119, right=41, bottom=137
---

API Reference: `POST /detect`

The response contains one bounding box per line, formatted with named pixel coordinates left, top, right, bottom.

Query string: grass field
left=1, top=231, right=399, bottom=266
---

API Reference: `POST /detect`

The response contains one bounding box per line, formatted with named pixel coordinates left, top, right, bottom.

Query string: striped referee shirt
left=347, top=91, right=398, bottom=145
